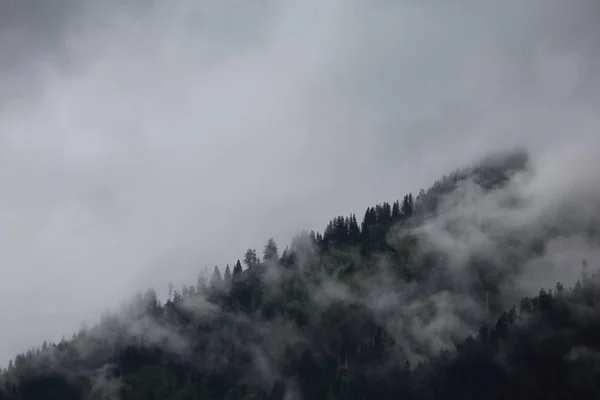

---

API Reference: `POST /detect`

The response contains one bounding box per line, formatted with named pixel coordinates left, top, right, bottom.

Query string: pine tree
left=361, top=207, right=377, bottom=238
left=401, top=195, right=414, bottom=219
left=348, top=214, right=361, bottom=244
left=210, top=266, right=223, bottom=290
left=173, top=289, right=183, bottom=303
left=263, top=238, right=279, bottom=262
left=244, top=249, right=258, bottom=269
left=233, top=259, right=243, bottom=277
left=309, top=230, right=317, bottom=243
left=392, top=200, right=401, bottom=220
left=224, top=264, right=232, bottom=287
left=197, top=272, right=207, bottom=293
left=376, top=202, right=392, bottom=224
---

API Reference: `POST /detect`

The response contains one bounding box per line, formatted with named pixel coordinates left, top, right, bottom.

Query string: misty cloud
left=1, top=0, right=599, bottom=366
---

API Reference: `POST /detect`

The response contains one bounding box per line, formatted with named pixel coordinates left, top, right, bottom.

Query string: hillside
left=1, top=149, right=599, bottom=400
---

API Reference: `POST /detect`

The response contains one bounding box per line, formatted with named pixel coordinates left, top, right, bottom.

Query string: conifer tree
left=392, top=200, right=401, bottom=220
left=348, top=214, right=361, bottom=244
left=210, top=266, right=223, bottom=290
left=233, top=259, right=243, bottom=277
left=244, top=249, right=258, bottom=269
left=197, top=272, right=207, bottom=293
left=224, top=264, right=232, bottom=287
left=263, top=238, right=279, bottom=262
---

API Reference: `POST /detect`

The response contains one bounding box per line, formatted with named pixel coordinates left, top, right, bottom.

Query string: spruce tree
left=263, top=238, right=279, bottom=261
left=244, top=249, right=258, bottom=269
left=233, top=259, right=243, bottom=276
left=224, top=264, right=232, bottom=287
left=210, top=266, right=223, bottom=290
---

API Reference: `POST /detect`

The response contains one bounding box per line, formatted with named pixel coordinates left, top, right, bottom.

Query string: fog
left=0, top=0, right=599, bottom=364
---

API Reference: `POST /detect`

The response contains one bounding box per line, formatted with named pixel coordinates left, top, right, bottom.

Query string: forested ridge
left=1, top=150, right=599, bottom=400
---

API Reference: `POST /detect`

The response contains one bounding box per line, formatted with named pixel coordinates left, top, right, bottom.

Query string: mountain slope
left=1, top=149, right=599, bottom=400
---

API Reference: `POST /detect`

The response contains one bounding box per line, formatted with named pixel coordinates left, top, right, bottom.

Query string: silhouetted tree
left=223, top=264, right=232, bottom=288
left=243, top=248, right=258, bottom=269
left=263, top=238, right=279, bottom=262
left=210, top=266, right=223, bottom=290
left=233, top=259, right=243, bottom=277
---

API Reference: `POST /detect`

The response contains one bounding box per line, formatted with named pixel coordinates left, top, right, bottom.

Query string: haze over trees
left=1, top=150, right=599, bottom=399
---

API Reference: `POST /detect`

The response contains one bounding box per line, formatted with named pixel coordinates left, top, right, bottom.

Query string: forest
left=1, top=149, right=599, bottom=400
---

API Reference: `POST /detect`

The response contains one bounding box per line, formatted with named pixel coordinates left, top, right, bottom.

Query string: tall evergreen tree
left=210, top=266, right=223, bottom=290
left=223, top=264, right=232, bottom=287
left=263, top=238, right=279, bottom=262
left=197, top=272, right=207, bottom=293
left=233, top=259, right=243, bottom=277
left=392, top=200, right=401, bottom=220
left=243, top=249, right=258, bottom=269
left=348, top=214, right=361, bottom=244
left=401, top=194, right=414, bottom=219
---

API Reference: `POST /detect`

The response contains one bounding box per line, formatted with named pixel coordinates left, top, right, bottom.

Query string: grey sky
left=0, top=0, right=599, bottom=364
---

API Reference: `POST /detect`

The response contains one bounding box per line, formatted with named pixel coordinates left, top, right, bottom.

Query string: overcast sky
left=0, top=0, right=599, bottom=365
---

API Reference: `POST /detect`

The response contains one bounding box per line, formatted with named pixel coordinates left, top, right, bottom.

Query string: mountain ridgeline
left=2, top=149, right=600, bottom=400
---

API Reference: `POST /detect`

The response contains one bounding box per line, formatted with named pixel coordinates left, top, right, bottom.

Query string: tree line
left=2, top=151, right=598, bottom=400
